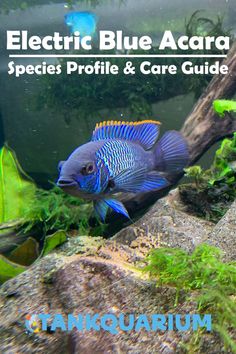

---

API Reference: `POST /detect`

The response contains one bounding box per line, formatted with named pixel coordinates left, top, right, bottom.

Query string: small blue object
left=64, top=11, right=98, bottom=37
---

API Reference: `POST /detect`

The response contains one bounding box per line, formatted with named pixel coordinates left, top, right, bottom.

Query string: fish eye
left=81, top=162, right=95, bottom=175
left=86, top=162, right=95, bottom=174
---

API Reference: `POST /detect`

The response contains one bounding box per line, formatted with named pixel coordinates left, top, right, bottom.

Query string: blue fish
left=57, top=120, right=189, bottom=221
left=64, top=11, right=98, bottom=37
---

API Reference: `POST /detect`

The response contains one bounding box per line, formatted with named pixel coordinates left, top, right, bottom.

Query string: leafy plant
left=0, top=146, right=106, bottom=283
left=0, top=230, right=68, bottom=284
left=0, top=254, right=26, bottom=283
left=142, top=244, right=236, bottom=352
left=0, top=145, right=96, bottom=237
left=180, top=133, right=236, bottom=222
left=21, top=185, right=94, bottom=235
left=8, top=237, right=39, bottom=266
left=184, top=166, right=204, bottom=187
left=41, top=230, right=67, bottom=257
left=213, top=99, right=236, bottom=117
left=0, top=145, right=36, bottom=223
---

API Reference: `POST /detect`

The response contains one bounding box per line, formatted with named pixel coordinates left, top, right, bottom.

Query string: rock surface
left=0, top=190, right=235, bottom=354
left=113, top=189, right=214, bottom=253
left=114, top=190, right=236, bottom=261
left=206, top=199, right=236, bottom=261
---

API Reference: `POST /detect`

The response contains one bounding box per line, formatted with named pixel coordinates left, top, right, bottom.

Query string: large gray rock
left=206, top=200, right=236, bottom=261
left=114, top=190, right=236, bottom=261
left=113, top=190, right=214, bottom=254
left=0, top=239, right=228, bottom=354
left=0, top=190, right=235, bottom=353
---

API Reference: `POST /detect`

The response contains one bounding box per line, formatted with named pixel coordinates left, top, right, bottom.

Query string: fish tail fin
left=154, top=131, right=189, bottom=173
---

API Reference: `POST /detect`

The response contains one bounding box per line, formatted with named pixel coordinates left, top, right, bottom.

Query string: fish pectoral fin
left=115, top=170, right=169, bottom=194
left=94, top=200, right=109, bottom=222
left=104, top=199, right=130, bottom=219
left=113, top=169, right=169, bottom=194
left=113, top=167, right=146, bottom=193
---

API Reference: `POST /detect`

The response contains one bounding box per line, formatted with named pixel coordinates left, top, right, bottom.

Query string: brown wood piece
left=121, top=42, right=236, bottom=213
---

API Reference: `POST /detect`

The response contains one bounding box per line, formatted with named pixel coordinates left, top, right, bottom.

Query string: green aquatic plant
left=0, top=145, right=106, bottom=283
left=22, top=185, right=94, bottom=235
left=184, top=166, right=204, bottom=187
left=213, top=99, right=236, bottom=117
left=0, top=145, right=36, bottom=223
left=211, top=134, right=236, bottom=181
left=142, top=244, right=236, bottom=352
left=179, top=133, right=236, bottom=222
left=0, top=0, right=125, bottom=14
left=0, top=0, right=37, bottom=13
left=36, top=49, right=189, bottom=122
left=0, top=145, right=95, bottom=236
left=35, top=12, right=232, bottom=124
left=0, top=254, right=26, bottom=283
left=21, top=185, right=107, bottom=237
left=185, top=10, right=230, bottom=39
left=0, top=230, right=67, bottom=283
left=184, top=11, right=233, bottom=98
left=143, top=244, right=236, bottom=292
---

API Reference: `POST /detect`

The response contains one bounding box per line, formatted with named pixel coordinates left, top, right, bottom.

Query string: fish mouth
left=57, top=178, right=79, bottom=188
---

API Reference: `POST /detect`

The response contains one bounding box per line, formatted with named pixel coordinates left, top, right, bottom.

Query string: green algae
left=142, top=244, right=236, bottom=353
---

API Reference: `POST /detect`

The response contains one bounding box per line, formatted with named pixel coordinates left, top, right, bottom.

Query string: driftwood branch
left=118, top=42, right=236, bottom=218
left=181, top=41, right=236, bottom=163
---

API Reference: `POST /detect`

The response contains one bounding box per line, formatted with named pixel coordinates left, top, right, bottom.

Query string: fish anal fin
left=94, top=200, right=109, bottom=222
left=104, top=199, right=130, bottom=219
left=94, top=198, right=130, bottom=221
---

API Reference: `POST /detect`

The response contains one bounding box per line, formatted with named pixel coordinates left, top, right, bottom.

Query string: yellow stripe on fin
left=95, top=119, right=161, bottom=130
left=92, top=120, right=161, bottom=150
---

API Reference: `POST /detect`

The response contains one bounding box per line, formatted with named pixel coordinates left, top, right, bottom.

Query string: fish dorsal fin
left=92, top=120, right=161, bottom=150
